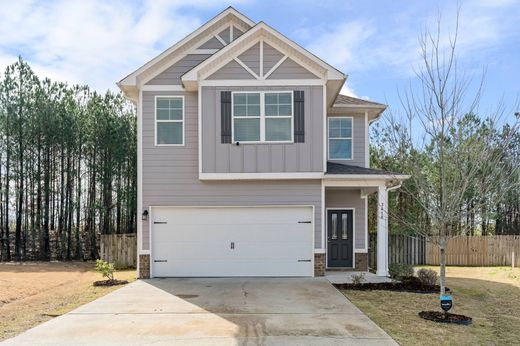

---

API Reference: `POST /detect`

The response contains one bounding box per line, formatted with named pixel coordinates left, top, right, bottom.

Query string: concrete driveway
left=4, top=278, right=396, bottom=345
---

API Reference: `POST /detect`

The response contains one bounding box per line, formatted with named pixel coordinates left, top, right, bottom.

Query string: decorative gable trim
left=181, top=22, right=345, bottom=91
left=118, top=7, right=254, bottom=90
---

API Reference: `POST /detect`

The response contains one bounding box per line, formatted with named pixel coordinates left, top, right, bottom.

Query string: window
left=156, top=96, right=184, bottom=145
left=233, top=93, right=260, bottom=142
left=265, top=92, right=292, bottom=141
left=328, top=117, right=352, bottom=160
left=232, top=91, right=293, bottom=143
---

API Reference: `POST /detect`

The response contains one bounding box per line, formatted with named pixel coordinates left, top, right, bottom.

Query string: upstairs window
left=265, top=92, right=292, bottom=141
left=328, top=117, right=352, bottom=160
left=232, top=91, right=293, bottom=143
left=233, top=93, right=260, bottom=142
left=156, top=96, right=184, bottom=146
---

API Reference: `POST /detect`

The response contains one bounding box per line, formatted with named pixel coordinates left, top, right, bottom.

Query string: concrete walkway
left=3, top=278, right=397, bottom=345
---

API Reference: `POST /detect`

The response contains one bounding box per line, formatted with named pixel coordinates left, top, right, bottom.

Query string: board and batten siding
left=146, top=54, right=211, bottom=85
left=326, top=113, right=366, bottom=167
left=141, top=90, right=322, bottom=251
left=201, top=85, right=324, bottom=173
left=325, top=189, right=367, bottom=250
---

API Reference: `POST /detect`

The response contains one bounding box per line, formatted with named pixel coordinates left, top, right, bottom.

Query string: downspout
left=387, top=182, right=402, bottom=192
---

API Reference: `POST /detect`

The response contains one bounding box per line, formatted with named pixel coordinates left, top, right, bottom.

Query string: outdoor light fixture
left=142, top=210, right=149, bottom=221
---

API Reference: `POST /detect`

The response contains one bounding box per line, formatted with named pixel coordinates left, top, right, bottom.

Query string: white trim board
left=199, top=79, right=326, bottom=86
left=199, top=173, right=408, bottom=181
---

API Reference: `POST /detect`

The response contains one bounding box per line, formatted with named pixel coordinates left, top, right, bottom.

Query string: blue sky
left=0, top=0, right=518, bottom=118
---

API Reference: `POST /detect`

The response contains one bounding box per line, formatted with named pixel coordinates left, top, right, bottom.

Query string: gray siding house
left=118, top=7, right=407, bottom=278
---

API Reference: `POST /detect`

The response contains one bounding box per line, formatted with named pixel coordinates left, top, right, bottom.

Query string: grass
left=340, top=266, right=520, bottom=346
left=0, top=261, right=136, bottom=341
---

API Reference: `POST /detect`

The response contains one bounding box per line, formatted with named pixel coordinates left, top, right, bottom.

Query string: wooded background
left=0, top=57, right=517, bottom=262
left=367, top=115, right=520, bottom=237
left=0, top=59, right=137, bottom=261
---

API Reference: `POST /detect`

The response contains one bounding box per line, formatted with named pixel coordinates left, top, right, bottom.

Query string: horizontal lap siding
left=327, top=114, right=366, bottom=167
left=201, top=86, right=324, bottom=174
left=325, top=189, right=366, bottom=250
left=263, top=42, right=284, bottom=75
left=207, top=60, right=255, bottom=80
left=142, top=91, right=322, bottom=251
left=146, top=54, right=211, bottom=85
left=238, top=42, right=260, bottom=75
left=267, top=58, right=319, bottom=79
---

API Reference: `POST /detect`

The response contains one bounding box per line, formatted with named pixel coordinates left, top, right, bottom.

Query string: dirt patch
left=333, top=281, right=450, bottom=294
left=93, top=279, right=129, bottom=286
left=419, top=311, right=472, bottom=325
left=0, top=261, right=135, bottom=341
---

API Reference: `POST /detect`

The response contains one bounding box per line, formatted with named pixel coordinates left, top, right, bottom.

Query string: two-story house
left=118, top=7, right=408, bottom=279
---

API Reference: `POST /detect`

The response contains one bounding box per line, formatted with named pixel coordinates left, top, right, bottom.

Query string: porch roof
left=326, top=162, right=401, bottom=176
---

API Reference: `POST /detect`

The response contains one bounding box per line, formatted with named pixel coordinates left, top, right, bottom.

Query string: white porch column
left=376, top=185, right=389, bottom=277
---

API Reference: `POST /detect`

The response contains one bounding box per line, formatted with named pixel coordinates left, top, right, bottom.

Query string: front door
left=327, top=210, right=353, bottom=267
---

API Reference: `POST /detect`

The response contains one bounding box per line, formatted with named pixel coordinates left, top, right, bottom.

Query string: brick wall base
left=138, top=254, right=150, bottom=279
left=314, top=253, right=325, bottom=276
left=355, top=253, right=368, bottom=271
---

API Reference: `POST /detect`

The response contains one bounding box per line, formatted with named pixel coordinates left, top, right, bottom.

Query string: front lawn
left=0, top=261, right=135, bottom=341
left=341, top=266, right=520, bottom=345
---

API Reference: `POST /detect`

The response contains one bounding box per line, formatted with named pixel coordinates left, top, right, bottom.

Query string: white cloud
left=304, top=1, right=520, bottom=80
left=0, top=0, right=246, bottom=92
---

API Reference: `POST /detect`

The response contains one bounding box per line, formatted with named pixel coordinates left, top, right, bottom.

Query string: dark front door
left=327, top=210, right=353, bottom=267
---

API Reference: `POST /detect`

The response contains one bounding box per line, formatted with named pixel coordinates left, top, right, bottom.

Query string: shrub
left=95, top=259, right=115, bottom=281
left=416, top=268, right=438, bottom=286
left=351, top=273, right=366, bottom=285
left=388, top=263, right=414, bottom=281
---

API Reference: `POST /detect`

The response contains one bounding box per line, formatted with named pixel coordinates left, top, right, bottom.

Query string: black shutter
left=293, top=90, right=305, bottom=143
left=221, top=91, right=232, bottom=143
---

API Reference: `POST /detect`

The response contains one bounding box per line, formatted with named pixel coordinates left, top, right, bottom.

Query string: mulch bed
left=334, top=277, right=450, bottom=294
left=419, top=311, right=472, bottom=325
left=93, top=279, right=128, bottom=287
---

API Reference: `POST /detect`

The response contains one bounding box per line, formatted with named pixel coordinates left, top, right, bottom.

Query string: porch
left=319, top=162, right=409, bottom=277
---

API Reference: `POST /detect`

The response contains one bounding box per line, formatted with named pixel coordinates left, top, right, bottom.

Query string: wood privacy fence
left=368, top=234, right=427, bottom=270
left=369, top=234, right=520, bottom=269
left=100, top=233, right=137, bottom=268
left=426, top=235, right=520, bottom=267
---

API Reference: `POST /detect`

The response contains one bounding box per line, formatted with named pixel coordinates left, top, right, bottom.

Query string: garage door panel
left=155, top=207, right=310, bottom=224
left=151, top=206, right=313, bottom=277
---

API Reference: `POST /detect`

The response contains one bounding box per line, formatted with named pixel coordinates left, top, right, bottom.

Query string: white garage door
left=151, top=206, right=314, bottom=277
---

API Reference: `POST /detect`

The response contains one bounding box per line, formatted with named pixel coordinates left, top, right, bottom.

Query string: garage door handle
left=230, top=242, right=235, bottom=249
left=154, top=260, right=167, bottom=263
left=298, top=221, right=311, bottom=224
left=154, top=221, right=167, bottom=224
left=298, top=259, right=311, bottom=262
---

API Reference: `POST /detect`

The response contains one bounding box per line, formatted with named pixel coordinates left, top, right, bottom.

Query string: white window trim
left=328, top=116, right=353, bottom=160
left=231, top=91, right=294, bottom=144
left=154, top=95, right=185, bottom=147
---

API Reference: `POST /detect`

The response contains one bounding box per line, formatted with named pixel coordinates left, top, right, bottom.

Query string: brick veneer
left=138, top=254, right=150, bottom=279
left=314, top=253, right=325, bottom=276
left=355, top=252, right=368, bottom=271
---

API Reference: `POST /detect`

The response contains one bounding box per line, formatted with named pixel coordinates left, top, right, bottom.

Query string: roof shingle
left=333, top=94, right=386, bottom=107
left=326, top=161, right=401, bottom=175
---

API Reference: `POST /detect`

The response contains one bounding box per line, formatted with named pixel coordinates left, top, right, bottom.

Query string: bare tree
left=385, top=12, right=520, bottom=297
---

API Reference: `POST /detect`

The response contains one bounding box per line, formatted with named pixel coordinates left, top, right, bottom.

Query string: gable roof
left=117, top=7, right=255, bottom=100
left=181, top=21, right=346, bottom=90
